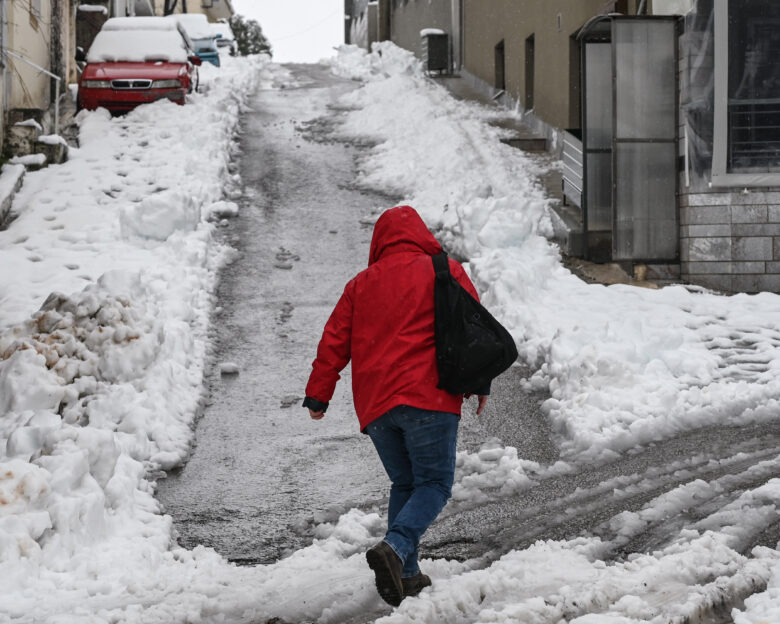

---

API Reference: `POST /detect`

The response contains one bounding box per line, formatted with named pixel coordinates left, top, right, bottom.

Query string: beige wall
left=463, top=0, right=637, bottom=131
left=7, top=0, right=53, bottom=111
left=390, top=0, right=452, bottom=60
left=156, top=0, right=233, bottom=21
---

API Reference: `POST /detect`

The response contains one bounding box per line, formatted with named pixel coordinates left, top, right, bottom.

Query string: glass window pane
left=585, top=42, right=612, bottom=150
left=614, top=20, right=676, bottom=140
left=614, top=143, right=677, bottom=260
left=586, top=152, right=611, bottom=231
left=728, top=0, right=780, bottom=172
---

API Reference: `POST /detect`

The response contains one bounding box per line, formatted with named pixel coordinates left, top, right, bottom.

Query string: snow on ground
left=3, top=41, right=780, bottom=623
left=328, top=42, right=780, bottom=465
left=327, top=43, right=780, bottom=621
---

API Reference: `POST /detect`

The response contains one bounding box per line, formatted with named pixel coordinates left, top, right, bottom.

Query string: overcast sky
left=231, top=0, right=344, bottom=63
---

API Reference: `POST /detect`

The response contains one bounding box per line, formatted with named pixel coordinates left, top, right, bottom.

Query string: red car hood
left=81, top=61, right=185, bottom=80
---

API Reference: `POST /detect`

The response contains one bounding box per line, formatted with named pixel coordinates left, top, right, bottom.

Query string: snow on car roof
left=211, top=23, right=234, bottom=41
left=168, top=13, right=215, bottom=40
left=86, top=29, right=189, bottom=64
left=102, top=16, right=178, bottom=31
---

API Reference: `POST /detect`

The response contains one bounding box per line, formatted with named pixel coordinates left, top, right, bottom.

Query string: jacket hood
left=368, top=205, right=442, bottom=265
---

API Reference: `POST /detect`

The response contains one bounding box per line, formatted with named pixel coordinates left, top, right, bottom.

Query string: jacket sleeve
left=304, top=281, right=354, bottom=407
left=450, top=259, right=491, bottom=396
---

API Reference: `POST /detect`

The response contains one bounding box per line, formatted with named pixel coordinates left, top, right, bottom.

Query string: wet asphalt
left=156, top=64, right=780, bottom=621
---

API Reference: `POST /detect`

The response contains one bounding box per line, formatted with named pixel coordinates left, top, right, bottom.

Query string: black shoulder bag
left=432, top=252, right=518, bottom=395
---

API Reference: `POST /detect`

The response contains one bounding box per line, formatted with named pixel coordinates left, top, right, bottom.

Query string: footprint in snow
left=280, top=395, right=302, bottom=408
left=219, top=362, right=240, bottom=375
left=65, top=264, right=79, bottom=270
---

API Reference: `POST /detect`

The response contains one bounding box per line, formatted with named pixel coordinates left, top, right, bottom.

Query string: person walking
left=303, top=205, right=489, bottom=607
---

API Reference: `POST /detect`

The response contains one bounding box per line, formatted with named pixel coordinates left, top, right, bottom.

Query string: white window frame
left=712, top=0, right=780, bottom=186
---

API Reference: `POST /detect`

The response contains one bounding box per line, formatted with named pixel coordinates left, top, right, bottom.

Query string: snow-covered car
left=169, top=13, right=221, bottom=67
left=77, top=17, right=202, bottom=114
left=212, top=21, right=238, bottom=56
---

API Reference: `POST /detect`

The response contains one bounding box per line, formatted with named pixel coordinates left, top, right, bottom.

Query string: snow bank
left=325, top=41, right=780, bottom=463
left=0, top=53, right=293, bottom=622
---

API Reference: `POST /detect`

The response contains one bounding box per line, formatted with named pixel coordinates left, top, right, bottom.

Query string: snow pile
left=376, top=531, right=776, bottom=624
left=0, top=54, right=292, bottom=621
left=381, top=471, right=780, bottom=623
left=326, top=42, right=780, bottom=462
left=451, top=441, right=572, bottom=505
left=329, top=43, right=421, bottom=82
left=170, top=13, right=216, bottom=41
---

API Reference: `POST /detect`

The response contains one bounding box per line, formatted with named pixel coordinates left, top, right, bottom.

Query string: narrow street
left=156, top=64, right=392, bottom=564
left=155, top=62, right=555, bottom=567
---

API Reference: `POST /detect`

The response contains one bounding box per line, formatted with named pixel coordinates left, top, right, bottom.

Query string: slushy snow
left=2, top=41, right=780, bottom=623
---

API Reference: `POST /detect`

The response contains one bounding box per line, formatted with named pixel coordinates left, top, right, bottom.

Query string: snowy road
left=156, top=64, right=393, bottom=563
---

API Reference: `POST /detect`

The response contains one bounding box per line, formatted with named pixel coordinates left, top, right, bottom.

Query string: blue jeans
left=365, top=405, right=459, bottom=578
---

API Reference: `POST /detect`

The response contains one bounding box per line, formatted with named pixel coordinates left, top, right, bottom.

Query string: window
left=525, top=34, right=535, bottom=111
left=494, top=40, right=505, bottom=91
left=713, top=0, right=780, bottom=185
left=727, top=0, right=780, bottom=172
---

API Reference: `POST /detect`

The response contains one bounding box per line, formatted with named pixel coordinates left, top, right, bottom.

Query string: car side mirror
left=188, top=55, right=203, bottom=66
left=75, top=47, right=86, bottom=63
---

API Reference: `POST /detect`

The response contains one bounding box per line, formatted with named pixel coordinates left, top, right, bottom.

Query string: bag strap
left=432, top=252, right=450, bottom=279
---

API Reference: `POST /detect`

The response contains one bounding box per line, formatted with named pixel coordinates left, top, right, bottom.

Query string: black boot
left=402, top=572, right=432, bottom=598
left=366, top=541, right=404, bottom=606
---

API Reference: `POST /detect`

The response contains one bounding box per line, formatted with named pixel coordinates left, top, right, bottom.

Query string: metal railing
left=2, top=49, right=62, bottom=135
left=728, top=98, right=780, bottom=171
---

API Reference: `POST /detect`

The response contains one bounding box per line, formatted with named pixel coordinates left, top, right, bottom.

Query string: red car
left=77, top=17, right=202, bottom=114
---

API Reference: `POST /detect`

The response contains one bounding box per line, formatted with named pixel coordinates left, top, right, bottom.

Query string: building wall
left=155, top=0, right=233, bottom=21
left=462, top=0, right=624, bottom=132
left=6, top=0, right=53, bottom=111
left=390, top=0, right=451, bottom=60
left=679, top=190, right=780, bottom=293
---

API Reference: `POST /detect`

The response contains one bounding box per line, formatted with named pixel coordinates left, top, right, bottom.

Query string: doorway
left=494, top=39, right=505, bottom=91
left=525, top=34, right=535, bottom=110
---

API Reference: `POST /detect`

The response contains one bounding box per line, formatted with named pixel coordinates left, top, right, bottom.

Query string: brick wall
left=680, top=190, right=780, bottom=293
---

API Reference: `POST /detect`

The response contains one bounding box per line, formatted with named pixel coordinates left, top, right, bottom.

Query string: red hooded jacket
left=304, top=205, right=482, bottom=431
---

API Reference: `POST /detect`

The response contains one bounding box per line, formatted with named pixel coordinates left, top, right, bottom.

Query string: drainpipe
left=637, top=0, right=648, bottom=15
left=0, top=0, right=7, bottom=146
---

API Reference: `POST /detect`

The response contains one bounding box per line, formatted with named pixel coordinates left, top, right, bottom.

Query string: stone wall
left=680, top=190, right=780, bottom=293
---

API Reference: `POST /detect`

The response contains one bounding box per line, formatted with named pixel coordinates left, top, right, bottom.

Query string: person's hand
left=309, top=408, right=324, bottom=420
left=465, top=394, right=488, bottom=415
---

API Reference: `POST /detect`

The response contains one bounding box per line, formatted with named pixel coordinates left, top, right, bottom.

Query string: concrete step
left=0, top=164, right=26, bottom=228
left=500, top=136, right=547, bottom=151
left=549, top=202, right=584, bottom=257
left=9, top=153, right=48, bottom=171
left=7, top=110, right=44, bottom=156
left=35, top=135, right=69, bottom=165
